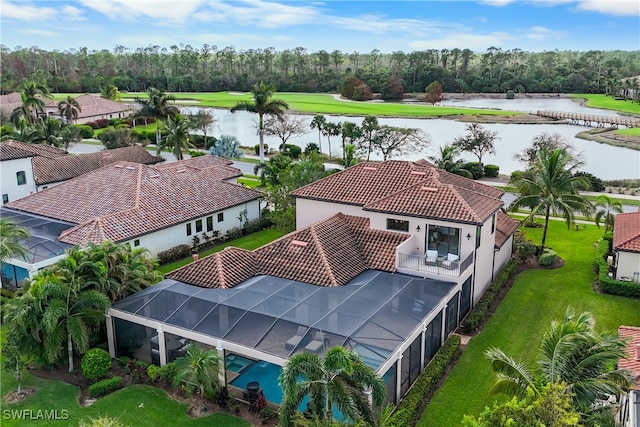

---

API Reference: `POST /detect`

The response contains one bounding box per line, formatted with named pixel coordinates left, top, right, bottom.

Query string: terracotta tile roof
left=618, top=325, right=640, bottom=389
left=495, top=210, right=521, bottom=248
left=0, top=139, right=67, bottom=161
left=6, top=161, right=261, bottom=245
left=48, top=94, right=133, bottom=119
left=155, top=155, right=241, bottom=180
left=166, top=213, right=410, bottom=289
left=0, top=92, right=23, bottom=115
left=292, top=160, right=504, bottom=224
left=32, top=146, right=164, bottom=185
left=613, top=211, right=640, bottom=253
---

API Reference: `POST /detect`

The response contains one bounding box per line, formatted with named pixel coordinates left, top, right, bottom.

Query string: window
left=476, top=226, right=481, bottom=249
left=386, top=218, right=409, bottom=232
left=16, top=171, right=26, bottom=186
left=426, top=225, right=460, bottom=256
left=2, top=194, right=8, bottom=204
left=491, top=214, right=496, bottom=234
left=217, top=213, right=224, bottom=222
left=195, top=219, right=203, bottom=233
left=42, top=186, right=48, bottom=190
left=186, top=223, right=192, bottom=236
left=206, top=216, right=213, bottom=232
left=133, top=239, right=140, bottom=247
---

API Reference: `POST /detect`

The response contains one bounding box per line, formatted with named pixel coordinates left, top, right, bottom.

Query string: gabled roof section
left=6, top=160, right=261, bottom=245
left=53, top=94, right=133, bottom=119
left=291, top=160, right=504, bottom=224
left=166, top=213, right=411, bottom=289
left=32, top=146, right=164, bottom=185
left=155, top=155, right=241, bottom=180
left=618, top=325, right=640, bottom=389
left=613, top=211, right=640, bottom=253
left=495, top=210, right=521, bottom=248
left=0, top=139, right=67, bottom=161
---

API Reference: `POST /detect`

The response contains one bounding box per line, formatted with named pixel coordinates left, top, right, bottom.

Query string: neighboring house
left=618, top=326, right=640, bottom=427
left=613, top=211, right=640, bottom=283
left=0, top=92, right=24, bottom=118
left=1, top=140, right=164, bottom=204
left=45, top=94, right=135, bottom=124
left=1, top=156, right=261, bottom=286
left=106, top=159, right=520, bottom=407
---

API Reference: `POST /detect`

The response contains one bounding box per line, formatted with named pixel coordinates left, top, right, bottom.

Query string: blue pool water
left=225, top=354, right=254, bottom=373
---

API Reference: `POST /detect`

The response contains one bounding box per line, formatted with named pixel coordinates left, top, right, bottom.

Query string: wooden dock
left=536, top=110, right=640, bottom=128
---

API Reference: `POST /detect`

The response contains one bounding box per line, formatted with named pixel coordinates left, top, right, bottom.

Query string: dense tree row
left=1, top=44, right=639, bottom=95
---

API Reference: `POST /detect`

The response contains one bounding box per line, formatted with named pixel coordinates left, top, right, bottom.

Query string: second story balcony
left=397, top=252, right=474, bottom=279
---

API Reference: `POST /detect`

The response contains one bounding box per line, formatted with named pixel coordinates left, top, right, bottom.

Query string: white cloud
left=409, top=32, right=512, bottom=50
left=79, top=0, right=205, bottom=22
left=575, top=0, right=639, bottom=16
left=21, top=29, right=59, bottom=37
left=526, top=26, right=565, bottom=41
left=61, top=5, right=86, bottom=22
left=2, top=1, right=57, bottom=21
left=481, top=0, right=514, bottom=6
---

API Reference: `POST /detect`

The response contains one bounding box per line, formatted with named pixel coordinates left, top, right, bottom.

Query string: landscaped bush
left=254, top=143, right=269, bottom=155
left=593, top=238, right=640, bottom=298
left=284, top=144, right=302, bottom=159
left=189, top=150, right=205, bottom=158
left=88, top=376, right=122, bottom=398
left=461, top=259, right=518, bottom=333
left=159, top=361, right=177, bottom=385
left=225, top=227, right=243, bottom=241
left=69, top=124, right=94, bottom=139
left=86, top=119, right=110, bottom=130
left=98, top=128, right=137, bottom=149
left=387, top=335, right=461, bottom=427
left=512, top=231, right=536, bottom=260
left=189, top=134, right=205, bottom=148
left=462, top=162, right=483, bottom=179
left=304, top=143, right=320, bottom=155
left=81, top=348, right=112, bottom=382
left=157, top=244, right=191, bottom=264
left=506, top=90, right=515, bottom=99
left=538, top=249, right=557, bottom=266
left=147, top=364, right=161, bottom=382
left=483, top=164, right=499, bottom=178
left=118, top=356, right=129, bottom=367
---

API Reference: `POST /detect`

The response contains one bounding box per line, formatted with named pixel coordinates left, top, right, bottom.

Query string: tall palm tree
left=231, top=81, right=289, bottom=164
left=34, top=116, right=63, bottom=146
left=486, top=307, right=633, bottom=414
left=509, top=148, right=592, bottom=250
left=160, top=114, right=195, bottom=160
left=14, top=80, right=53, bottom=124
left=0, top=218, right=30, bottom=262
left=135, top=87, right=179, bottom=146
left=594, top=195, right=623, bottom=235
left=428, top=144, right=473, bottom=178
left=321, top=122, right=341, bottom=161
left=310, top=114, right=327, bottom=154
left=279, top=346, right=385, bottom=427
left=58, top=96, right=81, bottom=124
left=173, top=344, right=220, bottom=410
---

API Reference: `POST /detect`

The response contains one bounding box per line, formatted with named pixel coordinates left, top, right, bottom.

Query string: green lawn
left=418, top=220, right=640, bottom=426
left=616, top=127, right=640, bottom=136
left=570, top=94, right=640, bottom=115
left=237, top=177, right=262, bottom=188
left=158, top=229, right=285, bottom=274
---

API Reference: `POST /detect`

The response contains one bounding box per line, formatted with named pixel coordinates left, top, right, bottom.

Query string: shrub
left=593, top=238, right=640, bottom=298
left=388, top=335, right=461, bottom=427
left=254, top=143, right=269, bottom=155
left=304, top=143, right=320, bottom=155
left=512, top=231, right=537, bottom=261
left=88, top=376, right=122, bottom=398
left=189, top=150, right=205, bottom=158
left=573, top=171, right=605, bottom=192
left=157, top=244, right=191, bottom=264
left=483, top=164, right=499, bottom=178
left=284, top=144, right=302, bottom=159
left=81, top=348, right=112, bottom=382
left=147, top=364, right=161, bottom=382
left=69, top=124, right=94, bottom=139
left=189, top=134, right=205, bottom=148
left=461, top=162, right=483, bottom=179
left=118, top=356, right=129, bottom=367
left=538, top=249, right=557, bottom=266
left=159, top=361, right=177, bottom=385
left=98, top=128, right=137, bottom=149
left=506, top=90, right=515, bottom=99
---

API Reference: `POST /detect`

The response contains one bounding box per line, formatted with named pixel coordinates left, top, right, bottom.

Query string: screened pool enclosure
left=108, top=270, right=469, bottom=404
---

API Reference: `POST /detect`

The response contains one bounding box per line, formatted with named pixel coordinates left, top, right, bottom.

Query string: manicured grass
left=122, top=91, right=521, bottom=118
left=418, top=220, right=640, bottom=427
left=570, top=94, right=640, bottom=115
left=158, top=229, right=285, bottom=274
left=237, top=177, right=262, bottom=188
left=616, top=127, right=640, bottom=136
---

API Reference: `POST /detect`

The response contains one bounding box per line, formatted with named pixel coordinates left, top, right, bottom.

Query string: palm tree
left=321, top=122, right=341, bottom=161
left=486, top=307, right=633, bottom=415
left=173, top=343, right=220, bottom=410
left=135, top=87, right=179, bottom=146
left=13, top=80, right=53, bottom=124
left=310, top=114, right=327, bottom=154
left=0, top=218, right=30, bottom=262
left=428, top=144, right=473, bottom=178
left=279, top=346, right=385, bottom=427
left=160, top=114, right=195, bottom=160
left=594, top=195, right=622, bottom=235
left=34, top=116, right=63, bottom=146
left=509, top=148, right=592, bottom=251
left=231, top=81, right=289, bottom=164
left=58, top=96, right=81, bottom=124
left=100, top=84, right=121, bottom=101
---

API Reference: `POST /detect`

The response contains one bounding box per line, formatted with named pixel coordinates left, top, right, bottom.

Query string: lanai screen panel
left=112, top=272, right=456, bottom=370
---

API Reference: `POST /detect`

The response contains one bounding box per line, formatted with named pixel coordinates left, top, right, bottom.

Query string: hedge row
left=88, top=376, right=122, bottom=398
left=461, top=259, right=518, bottom=334
left=388, top=335, right=461, bottom=427
left=593, top=238, right=640, bottom=298
left=157, top=244, right=191, bottom=264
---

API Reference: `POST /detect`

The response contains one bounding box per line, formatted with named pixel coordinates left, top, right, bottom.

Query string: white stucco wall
left=1, top=157, right=37, bottom=204
left=493, top=236, right=514, bottom=278
left=295, top=198, right=366, bottom=229
left=615, top=251, right=640, bottom=282
left=124, top=199, right=260, bottom=256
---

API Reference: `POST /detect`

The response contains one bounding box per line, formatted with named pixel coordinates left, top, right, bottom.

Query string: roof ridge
left=448, top=182, right=483, bottom=223
left=361, top=173, right=437, bottom=208
left=309, top=223, right=339, bottom=287
left=215, top=253, right=227, bottom=289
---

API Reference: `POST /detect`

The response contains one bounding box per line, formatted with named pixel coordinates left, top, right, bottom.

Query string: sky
left=1, top=0, right=638, bottom=54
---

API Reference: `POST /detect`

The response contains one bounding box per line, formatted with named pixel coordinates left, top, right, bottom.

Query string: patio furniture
left=441, top=253, right=460, bottom=270
left=437, top=242, right=448, bottom=258
left=425, top=249, right=439, bottom=266
left=243, top=381, right=264, bottom=402
left=285, top=326, right=307, bottom=350
left=305, top=331, right=327, bottom=353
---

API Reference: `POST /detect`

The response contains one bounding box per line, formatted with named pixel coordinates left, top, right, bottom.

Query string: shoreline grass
left=569, top=94, right=640, bottom=115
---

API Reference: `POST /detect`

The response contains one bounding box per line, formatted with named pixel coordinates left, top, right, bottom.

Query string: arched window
left=16, top=171, right=26, bottom=186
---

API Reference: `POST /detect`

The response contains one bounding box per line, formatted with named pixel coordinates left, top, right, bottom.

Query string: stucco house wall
left=616, top=251, right=640, bottom=282
left=1, top=157, right=37, bottom=205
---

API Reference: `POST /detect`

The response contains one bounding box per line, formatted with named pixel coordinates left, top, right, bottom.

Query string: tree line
left=1, top=44, right=639, bottom=96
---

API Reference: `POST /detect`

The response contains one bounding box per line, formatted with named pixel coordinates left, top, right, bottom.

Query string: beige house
left=45, top=94, right=135, bottom=124
left=613, top=211, right=640, bottom=283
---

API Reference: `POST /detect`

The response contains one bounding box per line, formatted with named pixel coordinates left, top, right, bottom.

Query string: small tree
left=594, top=195, right=622, bottom=235
left=263, top=113, right=308, bottom=153
left=424, top=80, right=444, bottom=104
left=189, top=109, right=216, bottom=148
left=173, top=344, right=220, bottom=410
left=453, top=123, right=499, bottom=169
left=372, top=126, right=430, bottom=160
left=515, top=132, right=581, bottom=167
left=381, top=75, right=404, bottom=100
left=2, top=332, right=27, bottom=394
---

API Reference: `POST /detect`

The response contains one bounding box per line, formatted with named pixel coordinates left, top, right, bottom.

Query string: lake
left=181, top=98, right=640, bottom=180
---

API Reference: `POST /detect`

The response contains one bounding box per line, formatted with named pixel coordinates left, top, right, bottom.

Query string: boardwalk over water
left=536, top=110, right=640, bottom=128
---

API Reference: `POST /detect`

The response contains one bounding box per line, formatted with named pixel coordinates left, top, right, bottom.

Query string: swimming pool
left=225, top=354, right=254, bottom=373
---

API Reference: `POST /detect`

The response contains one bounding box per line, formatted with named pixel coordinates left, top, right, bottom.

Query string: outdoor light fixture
left=416, top=225, right=421, bottom=232
left=466, top=233, right=472, bottom=240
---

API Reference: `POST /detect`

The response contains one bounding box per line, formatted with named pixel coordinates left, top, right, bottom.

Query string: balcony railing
left=397, top=252, right=473, bottom=278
